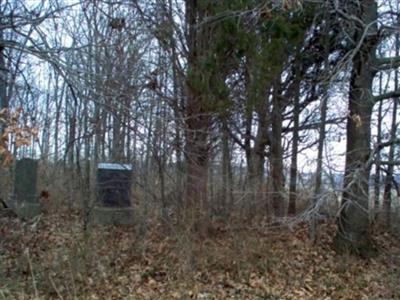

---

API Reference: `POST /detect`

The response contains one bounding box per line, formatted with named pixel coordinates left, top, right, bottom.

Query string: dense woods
left=1, top=0, right=400, bottom=298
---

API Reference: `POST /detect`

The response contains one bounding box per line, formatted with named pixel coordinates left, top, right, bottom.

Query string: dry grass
left=1, top=167, right=398, bottom=299
left=1, top=209, right=400, bottom=300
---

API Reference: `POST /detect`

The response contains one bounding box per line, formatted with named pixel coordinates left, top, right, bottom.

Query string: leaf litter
left=1, top=212, right=400, bottom=299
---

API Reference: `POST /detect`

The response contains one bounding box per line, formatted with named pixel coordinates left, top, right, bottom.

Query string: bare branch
left=374, top=90, right=400, bottom=102
left=375, top=56, right=400, bottom=71
left=379, top=160, right=400, bottom=166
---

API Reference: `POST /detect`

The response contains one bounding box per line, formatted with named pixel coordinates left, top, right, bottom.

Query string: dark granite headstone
left=93, top=163, right=133, bottom=225
left=13, top=158, right=40, bottom=218
left=96, top=163, right=132, bottom=207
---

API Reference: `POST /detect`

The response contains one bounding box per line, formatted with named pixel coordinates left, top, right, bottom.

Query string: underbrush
left=1, top=210, right=400, bottom=299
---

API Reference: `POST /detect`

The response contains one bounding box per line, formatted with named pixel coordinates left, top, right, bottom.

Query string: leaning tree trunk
left=333, top=0, right=379, bottom=257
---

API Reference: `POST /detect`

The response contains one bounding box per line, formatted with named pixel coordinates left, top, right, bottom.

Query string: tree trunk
left=221, top=125, right=233, bottom=218
left=54, top=81, right=65, bottom=163
left=243, top=68, right=269, bottom=216
left=245, top=109, right=268, bottom=214
left=184, top=102, right=210, bottom=212
left=288, top=78, right=301, bottom=216
left=310, top=94, right=328, bottom=241
left=382, top=97, right=398, bottom=229
left=82, top=92, right=91, bottom=231
left=382, top=35, right=399, bottom=229
left=0, top=26, right=8, bottom=134
left=67, top=115, right=76, bottom=167
left=270, top=89, right=285, bottom=217
left=184, top=0, right=212, bottom=219
left=41, top=74, right=52, bottom=159
left=333, top=0, right=379, bottom=257
left=374, top=77, right=383, bottom=211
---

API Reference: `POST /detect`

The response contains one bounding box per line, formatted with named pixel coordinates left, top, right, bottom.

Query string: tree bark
left=382, top=33, right=399, bottom=229
left=382, top=97, right=398, bottom=229
left=221, top=125, right=233, bottom=218
left=0, top=26, right=8, bottom=134
left=288, top=76, right=301, bottom=215
left=310, top=94, right=328, bottom=241
left=333, top=0, right=379, bottom=257
left=374, top=75, right=383, bottom=210
left=270, top=86, right=285, bottom=217
left=184, top=0, right=212, bottom=219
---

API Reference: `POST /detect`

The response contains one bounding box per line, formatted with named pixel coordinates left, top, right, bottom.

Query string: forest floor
left=1, top=211, right=400, bottom=300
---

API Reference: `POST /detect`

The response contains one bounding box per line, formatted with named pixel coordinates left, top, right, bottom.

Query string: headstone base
left=13, top=202, right=42, bottom=218
left=92, top=206, right=134, bottom=225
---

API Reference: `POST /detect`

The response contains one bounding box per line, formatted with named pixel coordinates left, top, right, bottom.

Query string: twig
left=25, top=248, right=38, bottom=298
left=49, top=274, right=64, bottom=300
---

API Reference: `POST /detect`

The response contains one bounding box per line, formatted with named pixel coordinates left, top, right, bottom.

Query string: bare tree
left=334, top=0, right=400, bottom=256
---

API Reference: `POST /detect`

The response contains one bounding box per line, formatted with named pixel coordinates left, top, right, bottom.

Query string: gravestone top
left=98, top=163, right=132, bottom=171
